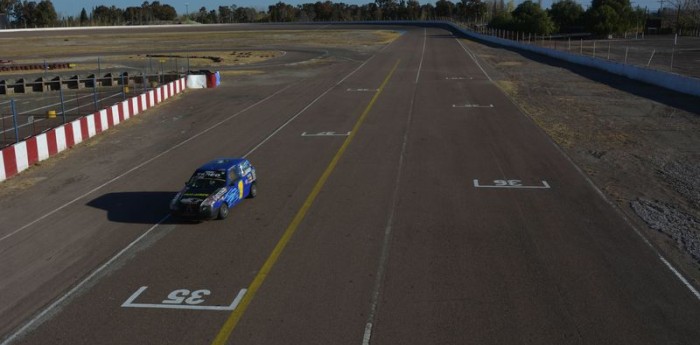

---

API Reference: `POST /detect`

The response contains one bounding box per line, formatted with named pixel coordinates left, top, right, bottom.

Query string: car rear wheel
left=217, top=203, right=229, bottom=220
left=247, top=182, right=257, bottom=199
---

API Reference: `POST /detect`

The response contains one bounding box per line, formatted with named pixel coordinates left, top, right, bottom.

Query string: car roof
left=196, top=158, right=246, bottom=172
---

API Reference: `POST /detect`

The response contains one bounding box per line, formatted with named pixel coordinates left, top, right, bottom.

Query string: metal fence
left=454, top=22, right=700, bottom=79
left=0, top=73, right=177, bottom=148
left=0, top=52, right=201, bottom=148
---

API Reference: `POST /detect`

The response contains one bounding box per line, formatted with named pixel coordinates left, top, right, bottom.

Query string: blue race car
left=170, top=158, right=257, bottom=220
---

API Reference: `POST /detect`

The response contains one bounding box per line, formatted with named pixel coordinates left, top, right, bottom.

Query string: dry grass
left=497, top=61, right=522, bottom=67
left=219, top=70, right=265, bottom=76
left=0, top=51, right=283, bottom=76
left=0, top=29, right=399, bottom=77
left=495, top=78, right=577, bottom=149
left=0, top=30, right=401, bottom=60
left=495, top=80, right=517, bottom=94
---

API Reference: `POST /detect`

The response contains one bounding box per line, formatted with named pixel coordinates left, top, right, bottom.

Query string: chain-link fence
left=0, top=72, right=179, bottom=148
left=0, top=53, right=201, bottom=148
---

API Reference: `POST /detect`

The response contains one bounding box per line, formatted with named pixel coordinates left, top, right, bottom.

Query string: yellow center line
left=211, top=59, right=401, bottom=345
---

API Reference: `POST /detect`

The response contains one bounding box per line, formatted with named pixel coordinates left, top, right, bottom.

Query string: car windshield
left=187, top=177, right=226, bottom=190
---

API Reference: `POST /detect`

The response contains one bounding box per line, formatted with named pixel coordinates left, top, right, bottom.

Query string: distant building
left=645, top=18, right=662, bottom=34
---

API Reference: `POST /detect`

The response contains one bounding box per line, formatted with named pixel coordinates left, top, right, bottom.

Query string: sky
left=50, top=0, right=663, bottom=18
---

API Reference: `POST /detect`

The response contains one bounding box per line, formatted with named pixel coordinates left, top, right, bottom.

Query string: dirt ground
left=0, top=29, right=399, bottom=78
left=461, top=38, right=700, bottom=287
left=0, top=29, right=397, bottom=61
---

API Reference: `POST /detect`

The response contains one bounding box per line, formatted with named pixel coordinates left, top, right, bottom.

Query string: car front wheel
left=217, top=203, right=229, bottom=220
left=247, top=182, right=257, bottom=199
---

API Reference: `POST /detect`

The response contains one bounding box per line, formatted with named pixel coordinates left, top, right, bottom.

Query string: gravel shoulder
left=462, top=37, right=700, bottom=288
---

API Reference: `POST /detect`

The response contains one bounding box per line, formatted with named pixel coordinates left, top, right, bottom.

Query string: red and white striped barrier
left=0, top=78, right=186, bottom=182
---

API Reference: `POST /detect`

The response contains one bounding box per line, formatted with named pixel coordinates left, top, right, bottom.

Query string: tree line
left=488, top=0, right=652, bottom=35
left=1, top=0, right=698, bottom=36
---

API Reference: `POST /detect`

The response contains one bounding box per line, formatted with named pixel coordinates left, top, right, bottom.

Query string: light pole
left=159, top=59, right=165, bottom=84
left=185, top=3, right=189, bottom=18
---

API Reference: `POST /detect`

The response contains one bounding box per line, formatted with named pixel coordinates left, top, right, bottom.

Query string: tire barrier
left=0, top=72, right=182, bottom=95
left=0, top=62, right=72, bottom=72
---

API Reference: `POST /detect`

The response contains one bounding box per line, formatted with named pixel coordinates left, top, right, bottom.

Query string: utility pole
left=657, top=0, right=666, bottom=33
left=675, top=3, right=681, bottom=34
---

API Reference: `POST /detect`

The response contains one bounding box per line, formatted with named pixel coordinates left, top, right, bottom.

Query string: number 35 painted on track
left=494, top=180, right=522, bottom=186
left=162, top=289, right=211, bottom=305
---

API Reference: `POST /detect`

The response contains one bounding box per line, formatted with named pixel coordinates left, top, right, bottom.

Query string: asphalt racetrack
left=1, top=24, right=700, bottom=344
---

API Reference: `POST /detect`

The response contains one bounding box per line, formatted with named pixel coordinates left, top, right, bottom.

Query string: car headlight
left=201, top=197, right=216, bottom=208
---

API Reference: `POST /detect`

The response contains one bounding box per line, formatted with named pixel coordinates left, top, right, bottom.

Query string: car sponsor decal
left=238, top=180, right=244, bottom=199
left=194, top=170, right=227, bottom=180
left=213, top=187, right=227, bottom=199
left=222, top=186, right=237, bottom=205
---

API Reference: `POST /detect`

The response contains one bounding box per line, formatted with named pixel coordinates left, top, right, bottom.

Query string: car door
left=239, top=161, right=255, bottom=196
left=224, top=166, right=243, bottom=207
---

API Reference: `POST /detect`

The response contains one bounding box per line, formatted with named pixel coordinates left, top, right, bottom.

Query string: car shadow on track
left=87, top=191, right=188, bottom=224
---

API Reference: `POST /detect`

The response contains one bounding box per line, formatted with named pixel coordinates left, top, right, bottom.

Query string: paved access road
left=1, top=24, right=699, bottom=345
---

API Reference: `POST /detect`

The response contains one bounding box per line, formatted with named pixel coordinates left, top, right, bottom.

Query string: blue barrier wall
left=443, top=23, right=700, bottom=97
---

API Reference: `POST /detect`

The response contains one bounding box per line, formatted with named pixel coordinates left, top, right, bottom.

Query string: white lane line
left=0, top=215, right=169, bottom=345
left=455, top=37, right=493, bottom=82
left=659, top=256, right=700, bottom=299
left=362, top=61, right=417, bottom=345
left=454, top=34, right=700, bottom=300
left=0, top=84, right=292, bottom=245
left=1, top=53, right=385, bottom=344
left=415, top=27, right=427, bottom=84
left=569, top=150, right=700, bottom=300
left=244, top=55, right=375, bottom=157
